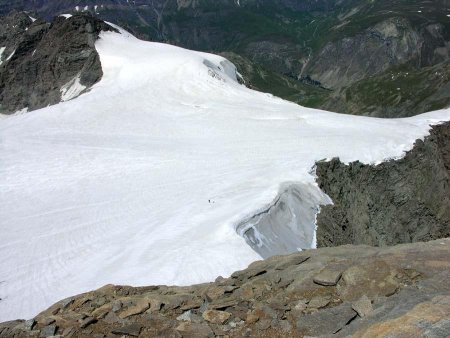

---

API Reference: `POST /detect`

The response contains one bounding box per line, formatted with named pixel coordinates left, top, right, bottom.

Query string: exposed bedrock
left=316, top=121, right=450, bottom=247
left=236, top=183, right=331, bottom=258
left=0, top=12, right=116, bottom=114
left=1, top=239, right=449, bottom=337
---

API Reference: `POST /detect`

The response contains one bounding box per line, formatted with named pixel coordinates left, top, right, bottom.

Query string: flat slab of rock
left=313, top=270, right=342, bottom=286
left=308, top=295, right=331, bottom=309
left=176, top=322, right=214, bottom=338
left=275, top=255, right=310, bottom=270
left=118, top=299, right=149, bottom=318
left=297, top=303, right=357, bottom=336
left=111, top=323, right=142, bottom=337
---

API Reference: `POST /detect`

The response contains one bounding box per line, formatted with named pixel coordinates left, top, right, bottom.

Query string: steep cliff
left=316, top=122, right=450, bottom=247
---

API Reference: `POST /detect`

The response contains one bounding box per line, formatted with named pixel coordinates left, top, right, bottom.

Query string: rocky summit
left=0, top=12, right=115, bottom=114
left=1, top=239, right=449, bottom=337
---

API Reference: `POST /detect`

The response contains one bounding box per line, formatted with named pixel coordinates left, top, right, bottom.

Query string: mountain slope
left=1, top=21, right=449, bottom=321
left=1, top=0, right=449, bottom=116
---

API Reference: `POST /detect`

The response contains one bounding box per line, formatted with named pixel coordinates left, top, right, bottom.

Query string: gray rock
left=316, top=122, right=450, bottom=248
left=423, top=318, right=450, bottom=338
left=39, top=324, right=57, bottom=338
left=236, top=183, right=326, bottom=258
left=296, top=303, right=357, bottom=336
left=176, top=310, right=193, bottom=322
left=41, top=318, right=55, bottom=326
left=352, top=295, right=373, bottom=317
left=313, top=270, right=342, bottom=286
left=111, top=300, right=122, bottom=312
left=60, top=298, right=74, bottom=309
left=24, top=319, right=35, bottom=331
left=308, top=295, right=331, bottom=309
left=175, top=322, right=214, bottom=338
left=255, top=319, right=271, bottom=330
left=274, top=255, right=310, bottom=270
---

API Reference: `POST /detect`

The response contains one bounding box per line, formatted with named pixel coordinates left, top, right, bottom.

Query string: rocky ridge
left=1, top=239, right=449, bottom=337
left=0, top=12, right=115, bottom=114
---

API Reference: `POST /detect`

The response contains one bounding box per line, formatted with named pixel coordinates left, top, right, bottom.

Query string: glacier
left=0, top=28, right=449, bottom=321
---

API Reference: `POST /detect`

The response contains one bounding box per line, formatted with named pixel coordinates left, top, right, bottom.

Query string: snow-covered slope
left=0, top=28, right=449, bottom=321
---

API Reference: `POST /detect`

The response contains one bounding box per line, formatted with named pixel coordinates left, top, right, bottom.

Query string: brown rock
left=79, top=316, right=97, bottom=329
left=337, top=261, right=400, bottom=301
left=202, top=310, right=232, bottom=324
left=40, top=318, right=56, bottom=326
left=205, top=286, right=225, bottom=300
left=246, top=312, right=260, bottom=324
left=111, top=323, right=142, bottom=337
left=62, top=326, right=76, bottom=338
left=118, top=299, right=149, bottom=318
left=91, top=303, right=112, bottom=319
left=209, top=297, right=239, bottom=310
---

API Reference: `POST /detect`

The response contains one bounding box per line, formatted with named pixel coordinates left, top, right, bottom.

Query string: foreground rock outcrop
left=316, top=121, right=450, bottom=248
left=0, top=12, right=115, bottom=114
left=1, top=239, right=449, bottom=337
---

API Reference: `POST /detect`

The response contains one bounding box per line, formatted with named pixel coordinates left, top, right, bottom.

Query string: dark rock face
left=316, top=122, right=450, bottom=247
left=1, top=238, right=449, bottom=337
left=0, top=12, right=115, bottom=115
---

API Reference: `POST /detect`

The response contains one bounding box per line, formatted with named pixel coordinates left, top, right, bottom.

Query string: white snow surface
left=0, top=46, right=5, bottom=65
left=1, top=30, right=450, bottom=321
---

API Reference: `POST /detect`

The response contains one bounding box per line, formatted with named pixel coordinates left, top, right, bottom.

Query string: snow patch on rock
left=60, top=75, right=87, bottom=102
left=0, top=46, right=5, bottom=65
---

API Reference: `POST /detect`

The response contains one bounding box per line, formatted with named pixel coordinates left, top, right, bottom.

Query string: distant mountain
left=0, top=0, right=449, bottom=116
